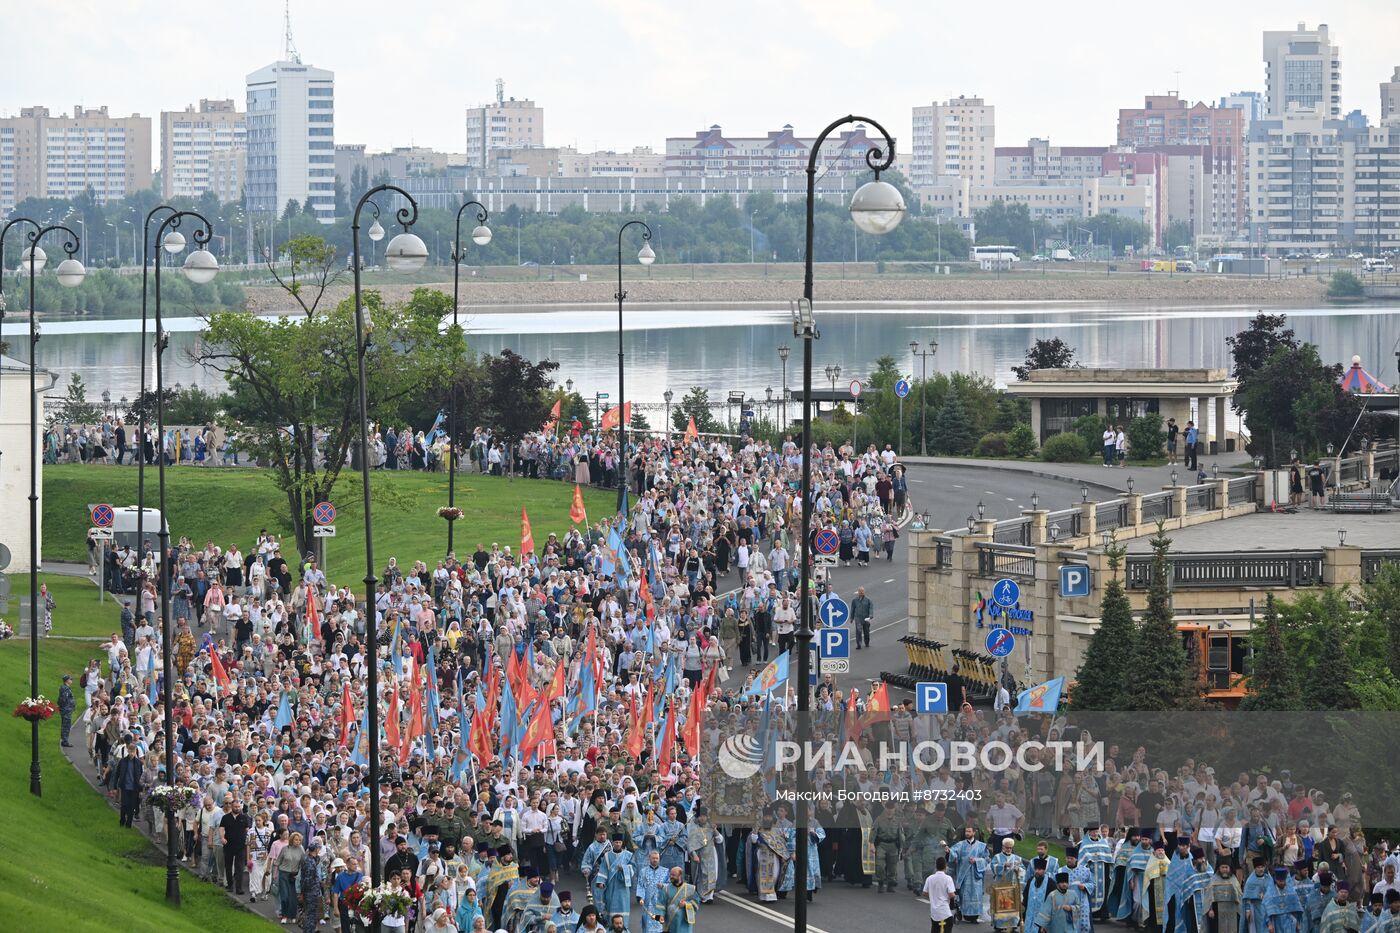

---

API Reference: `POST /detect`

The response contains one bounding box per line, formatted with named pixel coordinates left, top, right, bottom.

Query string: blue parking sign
left=916, top=682, right=948, bottom=713
left=817, top=628, right=849, bottom=658
left=1059, top=564, right=1092, bottom=598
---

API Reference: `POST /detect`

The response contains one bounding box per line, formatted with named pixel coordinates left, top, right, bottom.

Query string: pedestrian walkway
left=902, top=454, right=1250, bottom=494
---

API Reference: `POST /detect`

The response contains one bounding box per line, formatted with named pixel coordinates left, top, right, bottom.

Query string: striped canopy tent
left=1340, top=355, right=1390, bottom=394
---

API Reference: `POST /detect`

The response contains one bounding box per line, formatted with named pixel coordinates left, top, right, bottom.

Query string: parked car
left=1347, top=251, right=1365, bottom=260
left=1175, top=260, right=1196, bottom=272
left=1312, top=252, right=1332, bottom=261
left=1363, top=258, right=1395, bottom=273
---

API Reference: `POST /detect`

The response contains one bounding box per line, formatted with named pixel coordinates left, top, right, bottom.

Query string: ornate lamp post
left=446, top=200, right=490, bottom=558
left=152, top=210, right=218, bottom=903
left=1, top=218, right=86, bottom=797
left=614, top=220, right=654, bottom=512
left=793, top=115, right=903, bottom=933
left=136, top=206, right=180, bottom=571
left=350, top=185, right=428, bottom=894
left=663, top=388, right=673, bottom=443
left=910, top=339, right=937, bottom=455
left=777, top=344, right=790, bottom=430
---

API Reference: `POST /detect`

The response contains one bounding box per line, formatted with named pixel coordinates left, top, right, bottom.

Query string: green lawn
left=44, top=465, right=616, bottom=585
left=34, top=573, right=121, bottom=639
left=0, top=638, right=273, bottom=932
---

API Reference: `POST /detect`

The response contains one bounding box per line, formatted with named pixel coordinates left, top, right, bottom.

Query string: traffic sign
left=597, top=392, right=610, bottom=400
left=1060, top=564, right=1092, bottom=598
left=820, top=658, right=850, bottom=675
left=313, top=524, right=337, bottom=538
left=0, top=575, right=9, bottom=599
left=816, top=627, right=850, bottom=658
left=818, top=596, right=850, bottom=628
left=986, top=627, right=1015, bottom=657
left=313, top=502, right=337, bottom=526
left=813, top=528, right=839, bottom=555
left=0, top=543, right=10, bottom=571
left=916, top=681, right=948, bottom=713
left=815, top=554, right=838, bottom=567
left=89, top=527, right=113, bottom=541
left=90, top=503, right=115, bottom=528
left=849, top=379, right=863, bottom=398
left=894, top=378, right=911, bottom=399
left=992, top=578, right=1021, bottom=608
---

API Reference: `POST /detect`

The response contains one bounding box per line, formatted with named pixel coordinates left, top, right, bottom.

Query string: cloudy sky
left=6, top=1, right=1398, bottom=165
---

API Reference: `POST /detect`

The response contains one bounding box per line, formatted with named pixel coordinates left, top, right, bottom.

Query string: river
left=6, top=301, right=1398, bottom=406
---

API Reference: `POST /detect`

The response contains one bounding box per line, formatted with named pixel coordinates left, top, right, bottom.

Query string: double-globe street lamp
left=137, top=205, right=183, bottom=584
left=350, top=184, right=429, bottom=895
left=613, top=220, right=655, bottom=512
left=446, top=200, right=491, bottom=558
left=151, top=210, right=219, bottom=904
left=793, top=115, right=904, bottom=933
left=0, top=218, right=86, bottom=798
left=910, top=339, right=938, bottom=456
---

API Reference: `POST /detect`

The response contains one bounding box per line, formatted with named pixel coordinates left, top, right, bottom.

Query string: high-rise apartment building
left=909, top=96, right=994, bottom=188
left=0, top=105, right=152, bottom=215
left=160, top=99, right=247, bottom=200
left=245, top=58, right=335, bottom=222
left=464, top=83, right=543, bottom=171
left=1262, top=22, right=1341, bottom=118
left=1219, top=91, right=1265, bottom=133
left=664, top=124, right=886, bottom=177
left=1382, top=67, right=1400, bottom=123
left=994, top=139, right=1110, bottom=183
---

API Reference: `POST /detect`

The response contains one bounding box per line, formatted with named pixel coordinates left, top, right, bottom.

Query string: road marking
left=984, top=490, right=997, bottom=495
left=910, top=478, right=925, bottom=484
left=951, top=484, right=964, bottom=489
left=884, top=578, right=895, bottom=584
left=872, top=616, right=909, bottom=634
left=716, top=891, right=835, bottom=933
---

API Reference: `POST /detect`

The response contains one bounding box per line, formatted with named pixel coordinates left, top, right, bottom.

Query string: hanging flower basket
left=352, top=882, right=412, bottom=923
left=13, top=696, right=57, bottom=721
left=437, top=506, right=464, bottom=522
left=149, top=783, right=197, bottom=812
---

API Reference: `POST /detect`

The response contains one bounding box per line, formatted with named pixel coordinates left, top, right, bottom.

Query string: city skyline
left=5, top=0, right=1399, bottom=165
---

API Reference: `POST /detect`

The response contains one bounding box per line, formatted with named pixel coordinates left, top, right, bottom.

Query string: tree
left=166, top=385, right=223, bottom=425
left=628, top=406, right=651, bottom=433
left=1234, top=342, right=1347, bottom=467
left=1131, top=527, right=1202, bottom=710
left=1012, top=338, right=1077, bottom=381
left=264, top=233, right=346, bottom=318
left=1163, top=220, right=1194, bottom=251
left=476, top=349, right=559, bottom=443
left=1070, top=548, right=1138, bottom=710
left=1362, top=562, right=1400, bottom=682
left=1007, top=423, right=1037, bottom=458
left=1226, top=312, right=1296, bottom=383
left=931, top=392, right=977, bottom=455
left=1326, top=270, right=1364, bottom=301
left=672, top=386, right=721, bottom=433
left=1240, top=595, right=1301, bottom=710
left=1303, top=618, right=1360, bottom=710
left=972, top=200, right=1036, bottom=255
left=281, top=199, right=302, bottom=222
left=197, top=286, right=456, bottom=555
left=1125, top=413, right=1165, bottom=460
left=57, top=373, right=103, bottom=424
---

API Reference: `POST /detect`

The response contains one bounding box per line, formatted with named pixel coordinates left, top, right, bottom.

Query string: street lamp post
left=152, top=210, right=218, bottom=904
left=793, top=114, right=903, bottom=933
left=446, top=200, right=491, bottom=558
left=614, top=220, right=655, bottom=513
left=137, top=205, right=180, bottom=585
left=351, top=185, right=428, bottom=896
left=777, top=344, right=790, bottom=431
left=0, top=218, right=86, bottom=799
left=910, top=339, right=938, bottom=455
left=663, top=388, right=673, bottom=444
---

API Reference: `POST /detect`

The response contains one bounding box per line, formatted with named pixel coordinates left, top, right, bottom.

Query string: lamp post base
left=29, top=762, right=41, bottom=797
left=166, top=864, right=181, bottom=905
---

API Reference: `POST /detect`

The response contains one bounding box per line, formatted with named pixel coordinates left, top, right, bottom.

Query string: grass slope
left=0, top=639, right=272, bottom=932
left=45, top=465, right=615, bottom=585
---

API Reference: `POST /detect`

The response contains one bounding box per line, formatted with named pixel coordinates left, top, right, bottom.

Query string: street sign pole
left=897, top=392, right=903, bottom=457
left=98, top=538, right=104, bottom=604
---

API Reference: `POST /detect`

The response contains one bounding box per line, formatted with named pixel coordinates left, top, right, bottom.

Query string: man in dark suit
left=114, top=419, right=128, bottom=465
left=113, top=738, right=144, bottom=826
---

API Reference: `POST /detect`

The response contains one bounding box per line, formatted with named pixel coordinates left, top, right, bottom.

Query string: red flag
left=862, top=682, right=892, bottom=732
left=519, top=695, right=555, bottom=762
left=520, top=506, right=535, bottom=555
left=844, top=688, right=862, bottom=742
left=550, top=398, right=562, bottom=420
left=681, top=680, right=704, bottom=759
left=658, top=697, right=677, bottom=774
left=622, top=401, right=632, bottom=427
left=601, top=405, right=620, bottom=431
left=304, top=587, right=321, bottom=631
left=209, top=649, right=232, bottom=693
left=339, top=682, right=353, bottom=749
left=624, top=685, right=651, bottom=760
left=570, top=484, right=588, bottom=525
left=684, top=416, right=698, bottom=443
left=385, top=687, right=401, bottom=751
left=401, top=687, right=423, bottom=767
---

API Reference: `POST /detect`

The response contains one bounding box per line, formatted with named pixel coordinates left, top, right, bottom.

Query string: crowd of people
left=67, top=426, right=910, bottom=933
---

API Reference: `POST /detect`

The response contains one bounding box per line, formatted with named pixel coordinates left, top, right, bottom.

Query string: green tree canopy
left=1071, top=550, right=1138, bottom=710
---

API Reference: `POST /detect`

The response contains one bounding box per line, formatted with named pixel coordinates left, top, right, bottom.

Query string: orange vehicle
left=1179, top=623, right=1250, bottom=706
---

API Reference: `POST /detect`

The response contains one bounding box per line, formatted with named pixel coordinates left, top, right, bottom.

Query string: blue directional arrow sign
left=895, top=378, right=911, bottom=399
left=817, top=628, right=850, bottom=659
left=818, top=596, right=850, bottom=628
left=916, top=682, right=948, bottom=713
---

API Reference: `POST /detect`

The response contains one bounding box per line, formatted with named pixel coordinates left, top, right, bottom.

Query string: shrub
left=1008, top=423, right=1038, bottom=458
left=1073, top=414, right=1109, bottom=454
left=1326, top=270, right=1364, bottom=300
left=1040, top=432, right=1090, bottom=462
left=1126, top=413, right=1165, bottom=460
left=974, top=432, right=1010, bottom=457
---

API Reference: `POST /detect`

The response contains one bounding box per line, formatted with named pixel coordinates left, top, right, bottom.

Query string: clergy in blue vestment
left=1266, top=868, right=1306, bottom=933
left=1036, top=873, right=1083, bottom=933
left=1064, top=846, right=1098, bottom=933
left=950, top=826, right=990, bottom=923
left=1175, top=850, right=1214, bottom=933
left=596, top=836, right=635, bottom=930
left=1080, top=828, right=1115, bottom=918
left=1318, top=883, right=1360, bottom=933
left=634, top=850, right=669, bottom=933
left=1027, top=858, right=1056, bottom=933
left=1166, top=837, right=1198, bottom=933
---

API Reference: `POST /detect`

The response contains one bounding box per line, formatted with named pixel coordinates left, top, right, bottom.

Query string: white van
left=108, top=506, right=168, bottom=553
left=1362, top=257, right=1394, bottom=273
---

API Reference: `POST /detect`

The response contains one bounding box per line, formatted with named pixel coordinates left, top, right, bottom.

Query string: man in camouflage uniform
left=908, top=805, right=954, bottom=892
left=873, top=799, right=906, bottom=893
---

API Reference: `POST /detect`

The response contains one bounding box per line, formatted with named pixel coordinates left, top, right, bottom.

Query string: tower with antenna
left=284, top=0, right=300, bottom=64
left=496, top=78, right=504, bottom=105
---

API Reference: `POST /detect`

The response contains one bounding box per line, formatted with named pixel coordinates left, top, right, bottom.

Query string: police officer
left=58, top=674, right=77, bottom=747
left=873, top=799, right=906, bottom=893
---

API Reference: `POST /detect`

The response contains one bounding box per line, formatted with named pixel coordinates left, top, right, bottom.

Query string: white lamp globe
left=182, top=249, right=219, bottom=285
left=19, top=245, right=47, bottom=272
left=368, top=219, right=386, bottom=242
left=471, top=225, right=492, bottom=247
left=163, top=230, right=186, bottom=254
left=638, top=243, right=656, bottom=265
left=849, top=180, right=907, bottom=235
left=384, top=232, right=428, bottom=273
left=55, top=257, right=87, bottom=288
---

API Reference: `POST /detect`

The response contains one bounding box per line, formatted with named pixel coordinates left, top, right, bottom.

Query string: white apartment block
left=916, top=176, right=1158, bottom=239
left=245, top=59, right=335, bottom=222
left=464, top=89, right=543, bottom=172
left=0, top=105, right=152, bottom=214
left=909, top=96, right=994, bottom=188
left=664, top=125, right=885, bottom=177
left=160, top=99, right=247, bottom=200
left=1382, top=67, right=1400, bottom=123
left=1263, top=23, right=1341, bottom=118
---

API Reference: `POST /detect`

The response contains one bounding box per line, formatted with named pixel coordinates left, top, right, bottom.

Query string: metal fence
left=1227, top=475, right=1257, bottom=506
left=1125, top=551, right=1325, bottom=590
left=1139, top=491, right=1174, bottom=523
left=977, top=543, right=1037, bottom=578
left=934, top=536, right=953, bottom=569
left=1096, top=500, right=1129, bottom=533
left=993, top=518, right=1031, bottom=546
left=1340, top=455, right=1364, bottom=486
left=1185, top=483, right=1218, bottom=513
left=1362, top=551, right=1400, bottom=583
left=1044, top=508, right=1082, bottom=541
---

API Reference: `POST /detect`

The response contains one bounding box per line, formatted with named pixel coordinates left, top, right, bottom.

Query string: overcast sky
left=7, top=1, right=1399, bottom=165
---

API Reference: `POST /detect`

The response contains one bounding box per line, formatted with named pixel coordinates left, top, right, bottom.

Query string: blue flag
left=426, top=644, right=441, bottom=732
left=351, top=699, right=371, bottom=767
left=274, top=690, right=293, bottom=730
left=740, top=651, right=790, bottom=699
left=1015, top=676, right=1066, bottom=713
